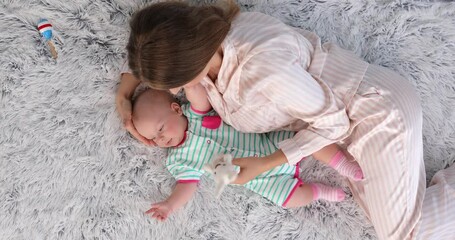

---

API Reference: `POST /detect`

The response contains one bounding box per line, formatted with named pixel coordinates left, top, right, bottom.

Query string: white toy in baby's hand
left=203, top=154, right=239, bottom=198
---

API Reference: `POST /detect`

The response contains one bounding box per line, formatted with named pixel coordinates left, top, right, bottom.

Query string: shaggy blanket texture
left=1, top=0, right=454, bottom=239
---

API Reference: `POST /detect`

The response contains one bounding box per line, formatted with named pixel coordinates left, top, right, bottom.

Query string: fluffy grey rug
left=1, top=0, right=454, bottom=239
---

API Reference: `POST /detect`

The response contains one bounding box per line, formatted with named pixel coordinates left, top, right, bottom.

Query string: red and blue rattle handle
left=37, top=18, right=58, bottom=59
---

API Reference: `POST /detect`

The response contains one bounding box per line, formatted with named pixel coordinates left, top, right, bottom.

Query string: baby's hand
left=145, top=201, right=174, bottom=221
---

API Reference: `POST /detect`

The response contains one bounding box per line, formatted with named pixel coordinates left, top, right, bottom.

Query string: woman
left=116, top=1, right=453, bottom=239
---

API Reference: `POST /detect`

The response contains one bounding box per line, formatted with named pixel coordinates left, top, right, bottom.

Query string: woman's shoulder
left=227, top=12, right=304, bottom=57
left=231, top=12, right=289, bottom=38
left=233, top=12, right=284, bottom=26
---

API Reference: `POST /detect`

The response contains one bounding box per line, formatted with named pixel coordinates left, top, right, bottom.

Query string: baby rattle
left=37, top=18, right=58, bottom=59
left=203, top=154, right=239, bottom=198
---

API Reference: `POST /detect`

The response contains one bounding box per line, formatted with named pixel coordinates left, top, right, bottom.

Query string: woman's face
left=169, top=64, right=210, bottom=94
left=169, top=48, right=222, bottom=94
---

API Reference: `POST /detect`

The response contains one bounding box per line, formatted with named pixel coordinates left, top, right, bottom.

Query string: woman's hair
left=127, top=0, right=240, bottom=90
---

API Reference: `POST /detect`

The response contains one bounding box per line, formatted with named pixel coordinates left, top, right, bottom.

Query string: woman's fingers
left=121, top=113, right=155, bottom=146
left=126, top=123, right=153, bottom=146
left=117, top=97, right=154, bottom=146
left=119, top=99, right=133, bottom=124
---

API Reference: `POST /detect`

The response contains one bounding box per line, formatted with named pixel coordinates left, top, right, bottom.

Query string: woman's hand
left=116, top=96, right=155, bottom=146
left=232, top=156, right=269, bottom=184
left=232, top=150, right=288, bottom=184
left=115, top=73, right=155, bottom=146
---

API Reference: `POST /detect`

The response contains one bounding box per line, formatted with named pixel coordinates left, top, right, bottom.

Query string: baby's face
left=134, top=102, right=187, bottom=148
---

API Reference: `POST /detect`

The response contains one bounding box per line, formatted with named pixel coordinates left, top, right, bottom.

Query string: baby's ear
left=170, top=102, right=182, bottom=114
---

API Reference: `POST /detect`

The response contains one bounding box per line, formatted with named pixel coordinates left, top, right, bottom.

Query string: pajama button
left=206, top=140, right=211, bottom=144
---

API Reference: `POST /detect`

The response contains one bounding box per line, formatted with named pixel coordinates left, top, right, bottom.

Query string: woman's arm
left=184, top=83, right=212, bottom=113
left=115, top=73, right=153, bottom=145
left=232, top=149, right=287, bottom=184
left=232, top=144, right=341, bottom=184
left=232, top=50, right=351, bottom=182
left=116, top=73, right=141, bottom=102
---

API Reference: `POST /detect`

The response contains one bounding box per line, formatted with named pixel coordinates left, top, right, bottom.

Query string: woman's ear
left=170, top=102, right=182, bottom=115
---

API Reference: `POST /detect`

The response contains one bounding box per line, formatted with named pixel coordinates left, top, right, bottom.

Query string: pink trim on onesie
left=175, top=131, right=187, bottom=147
left=282, top=179, right=303, bottom=207
left=282, top=160, right=303, bottom=207
left=177, top=179, right=200, bottom=183
left=294, top=163, right=300, bottom=178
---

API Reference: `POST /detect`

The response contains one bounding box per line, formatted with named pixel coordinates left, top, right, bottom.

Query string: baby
left=132, top=89, right=345, bottom=221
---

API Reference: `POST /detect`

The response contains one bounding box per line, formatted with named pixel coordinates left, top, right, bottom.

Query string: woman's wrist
left=115, top=93, right=127, bottom=104
left=264, top=149, right=289, bottom=170
left=115, top=95, right=127, bottom=113
left=117, top=73, right=140, bottom=101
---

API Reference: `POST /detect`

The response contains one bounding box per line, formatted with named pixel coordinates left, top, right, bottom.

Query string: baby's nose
left=158, top=135, right=167, bottom=142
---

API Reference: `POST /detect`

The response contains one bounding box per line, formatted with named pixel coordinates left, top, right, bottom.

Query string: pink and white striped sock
left=329, top=151, right=364, bottom=181
left=311, top=183, right=345, bottom=202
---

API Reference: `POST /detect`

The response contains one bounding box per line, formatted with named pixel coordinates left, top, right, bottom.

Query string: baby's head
left=132, top=89, right=187, bottom=148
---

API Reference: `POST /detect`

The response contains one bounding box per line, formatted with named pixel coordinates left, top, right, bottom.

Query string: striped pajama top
left=200, top=12, right=368, bottom=165
left=197, top=11, right=429, bottom=239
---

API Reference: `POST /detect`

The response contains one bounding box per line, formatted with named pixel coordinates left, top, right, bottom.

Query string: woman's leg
left=413, top=163, right=455, bottom=239
left=345, top=65, right=426, bottom=240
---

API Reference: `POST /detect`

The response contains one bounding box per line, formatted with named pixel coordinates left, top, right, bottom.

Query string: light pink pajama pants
left=413, top=163, right=455, bottom=239
left=342, top=63, right=444, bottom=240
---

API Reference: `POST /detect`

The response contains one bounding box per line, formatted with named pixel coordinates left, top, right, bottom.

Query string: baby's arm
left=184, top=83, right=212, bottom=113
left=145, top=182, right=198, bottom=221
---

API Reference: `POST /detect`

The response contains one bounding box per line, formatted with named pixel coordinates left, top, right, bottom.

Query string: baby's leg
left=312, top=144, right=363, bottom=181
left=285, top=183, right=345, bottom=208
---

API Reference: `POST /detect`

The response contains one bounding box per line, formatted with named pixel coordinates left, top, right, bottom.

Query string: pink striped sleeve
left=244, top=51, right=350, bottom=164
